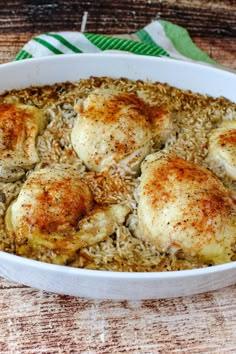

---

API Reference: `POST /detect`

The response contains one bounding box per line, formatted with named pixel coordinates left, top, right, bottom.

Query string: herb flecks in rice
left=1, top=77, right=236, bottom=271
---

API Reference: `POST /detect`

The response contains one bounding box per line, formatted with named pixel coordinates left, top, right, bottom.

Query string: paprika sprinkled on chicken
left=137, top=152, right=236, bottom=265
left=71, top=88, right=175, bottom=174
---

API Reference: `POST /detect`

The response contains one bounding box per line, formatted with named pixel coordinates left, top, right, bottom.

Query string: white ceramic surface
left=0, top=53, right=235, bottom=300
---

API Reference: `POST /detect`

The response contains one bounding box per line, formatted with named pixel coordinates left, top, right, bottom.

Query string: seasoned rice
left=1, top=77, right=236, bottom=271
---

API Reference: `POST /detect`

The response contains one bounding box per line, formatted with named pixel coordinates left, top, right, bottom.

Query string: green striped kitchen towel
left=15, top=20, right=216, bottom=65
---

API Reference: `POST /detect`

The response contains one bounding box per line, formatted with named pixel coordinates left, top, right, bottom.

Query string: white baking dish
left=0, top=53, right=235, bottom=300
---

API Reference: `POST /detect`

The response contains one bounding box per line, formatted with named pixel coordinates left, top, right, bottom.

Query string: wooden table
left=0, top=1, right=236, bottom=353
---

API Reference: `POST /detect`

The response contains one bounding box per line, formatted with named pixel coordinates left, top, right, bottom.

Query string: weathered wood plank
left=193, top=36, right=236, bottom=69
left=1, top=285, right=236, bottom=353
left=0, top=0, right=235, bottom=36
left=0, top=277, right=25, bottom=289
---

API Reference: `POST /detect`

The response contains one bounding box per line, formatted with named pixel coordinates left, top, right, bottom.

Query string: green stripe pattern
left=136, top=29, right=159, bottom=47
left=84, top=33, right=169, bottom=57
left=15, top=50, right=33, bottom=60
left=14, top=20, right=216, bottom=65
left=44, top=33, right=83, bottom=53
left=33, top=37, right=64, bottom=55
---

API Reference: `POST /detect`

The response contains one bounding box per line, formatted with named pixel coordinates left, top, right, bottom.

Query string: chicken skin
left=208, top=120, right=236, bottom=180
left=5, top=167, right=129, bottom=264
left=137, top=153, right=236, bottom=265
left=71, top=89, right=174, bottom=173
left=0, top=103, right=47, bottom=181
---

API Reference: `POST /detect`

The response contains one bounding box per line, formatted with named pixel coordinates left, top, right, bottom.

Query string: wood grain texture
left=0, top=0, right=235, bottom=36
left=0, top=0, right=235, bottom=68
left=0, top=1, right=236, bottom=353
left=1, top=281, right=236, bottom=353
left=193, top=36, right=236, bottom=69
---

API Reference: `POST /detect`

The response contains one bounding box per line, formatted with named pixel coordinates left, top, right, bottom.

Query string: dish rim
left=1, top=250, right=236, bottom=279
left=2, top=52, right=236, bottom=74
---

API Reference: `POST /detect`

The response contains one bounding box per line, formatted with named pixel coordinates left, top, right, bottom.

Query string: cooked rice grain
left=1, top=77, right=236, bottom=271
